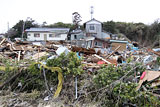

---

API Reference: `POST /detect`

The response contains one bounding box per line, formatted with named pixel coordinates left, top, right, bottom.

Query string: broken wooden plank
left=32, top=51, right=48, bottom=61
left=148, top=48, right=160, bottom=56
left=151, top=80, right=160, bottom=87
left=94, top=54, right=111, bottom=64
left=106, top=45, right=121, bottom=59
left=18, top=51, right=21, bottom=62
left=0, top=38, right=6, bottom=46
left=136, top=70, right=160, bottom=90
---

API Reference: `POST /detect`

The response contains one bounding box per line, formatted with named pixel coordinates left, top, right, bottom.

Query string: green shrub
left=92, top=64, right=160, bottom=106
left=46, top=52, right=84, bottom=76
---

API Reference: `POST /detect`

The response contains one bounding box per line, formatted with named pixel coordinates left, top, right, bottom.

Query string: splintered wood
left=136, top=71, right=160, bottom=90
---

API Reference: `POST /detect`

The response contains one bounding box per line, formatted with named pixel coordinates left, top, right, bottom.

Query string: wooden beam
left=94, top=54, right=111, bottom=64
left=106, top=45, right=121, bottom=59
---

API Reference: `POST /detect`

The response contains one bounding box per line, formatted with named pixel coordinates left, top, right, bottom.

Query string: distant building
left=25, top=28, right=70, bottom=41
left=84, top=19, right=102, bottom=38
left=70, top=29, right=84, bottom=41
left=84, top=18, right=110, bottom=48
left=0, top=34, right=5, bottom=38
left=110, top=40, right=128, bottom=51
left=69, top=18, right=111, bottom=49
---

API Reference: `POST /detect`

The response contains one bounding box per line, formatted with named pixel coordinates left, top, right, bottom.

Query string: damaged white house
left=25, top=28, right=70, bottom=41
left=69, top=18, right=111, bottom=48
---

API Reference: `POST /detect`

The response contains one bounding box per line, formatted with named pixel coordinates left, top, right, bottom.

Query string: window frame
left=90, top=25, right=95, bottom=30
left=74, top=35, right=77, bottom=39
left=49, top=34, right=55, bottom=38
left=27, top=34, right=31, bottom=36
left=55, top=34, right=61, bottom=38
left=34, top=33, right=40, bottom=37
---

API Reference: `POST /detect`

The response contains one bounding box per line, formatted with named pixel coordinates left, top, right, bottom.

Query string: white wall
left=71, top=33, right=84, bottom=41
left=27, top=32, right=67, bottom=41
left=85, top=20, right=102, bottom=38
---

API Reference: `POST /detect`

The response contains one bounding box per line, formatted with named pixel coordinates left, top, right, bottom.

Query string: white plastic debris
left=146, top=65, right=151, bottom=70
left=18, top=82, right=22, bottom=87
left=47, top=56, right=56, bottom=60
left=42, top=61, right=47, bottom=65
left=153, top=48, right=160, bottom=52
left=143, top=55, right=153, bottom=64
left=56, top=46, right=69, bottom=56
left=44, top=96, right=50, bottom=101
left=32, top=42, right=42, bottom=46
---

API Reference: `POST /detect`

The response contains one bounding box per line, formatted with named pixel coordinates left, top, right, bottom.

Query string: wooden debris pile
left=0, top=37, right=160, bottom=106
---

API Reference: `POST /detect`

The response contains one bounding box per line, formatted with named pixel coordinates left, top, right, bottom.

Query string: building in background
left=0, top=34, right=5, bottom=38
left=110, top=40, right=128, bottom=51
left=69, top=18, right=111, bottom=48
left=26, top=28, right=70, bottom=42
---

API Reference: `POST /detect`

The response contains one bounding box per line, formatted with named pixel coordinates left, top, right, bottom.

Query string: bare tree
left=72, top=12, right=82, bottom=29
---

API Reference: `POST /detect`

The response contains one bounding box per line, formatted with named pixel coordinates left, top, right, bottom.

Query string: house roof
left=85, top=36, right=109, bottom=42
left=84, top=18, right=103, bottom=28
left=95, top=37, right=109, bottom=42
left=84, top=18, right=102, bottom=24
left=110, top=40, right=128, bottom=44
left=70, top=29, right=84, bottom=34
left=85, top=37, right=95, bottom=41
left=25, top=28, right=70, bottom=32
left=101, top=32, right=111, bottom=39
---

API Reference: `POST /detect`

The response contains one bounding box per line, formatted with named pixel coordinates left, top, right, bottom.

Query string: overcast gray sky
left=0, top=0, right=160, bottom=33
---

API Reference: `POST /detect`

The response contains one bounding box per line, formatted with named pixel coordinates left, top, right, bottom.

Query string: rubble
left=0, top=37, right=159, bottom=77
left=1, top=36, right=160, bottom=106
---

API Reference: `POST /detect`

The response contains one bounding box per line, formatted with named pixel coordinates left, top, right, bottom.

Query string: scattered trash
left=44, top=96, right=51, bottom=101
left=56, top=46, right=69, bottom=56
left=143, top=55, right=153, bottom=64
left=0, top=37, right=160, bottom=106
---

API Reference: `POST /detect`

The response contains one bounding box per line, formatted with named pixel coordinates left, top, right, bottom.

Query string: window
left=95, top=41, right=97, bottom=46
left=95, top=41, right=102, bottom=46
left=55, top=34, right=61, bottom=38
left=90, top=25, right=95, bottom=30
left=34, top=33, right=40, bottom=37
left=74, top=35, right=77, bottom=39
left=27, top=34, right=31, bottom=36
left=49, top=34, right=54, bottom=38
left=97, top=42, right=102, bottom=46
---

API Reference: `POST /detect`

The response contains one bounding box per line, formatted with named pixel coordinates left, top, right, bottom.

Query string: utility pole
left=90, top=6, right=94, bottom=20
left=22, top=17, right=30, bottom=41
left=7, top=22, right=9, bottom=31
left=7, top=22, right=10, bottom=39
left=21, top=21, right=25, bottom=41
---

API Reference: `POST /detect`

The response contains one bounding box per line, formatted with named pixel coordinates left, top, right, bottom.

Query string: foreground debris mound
left=0, top=37, right=160, bottom=106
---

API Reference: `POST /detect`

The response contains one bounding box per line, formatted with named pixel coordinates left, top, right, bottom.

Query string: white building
left=71, top=19, right=111, bottom=48
left=25, top=28, right=70, bottom=41
left=70, top=29, right=84, bottom=41
left=84, top=18, right=102, bottom=38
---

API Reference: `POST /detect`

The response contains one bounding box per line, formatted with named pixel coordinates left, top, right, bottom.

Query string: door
left=44, top=34, right=47, bottom=41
